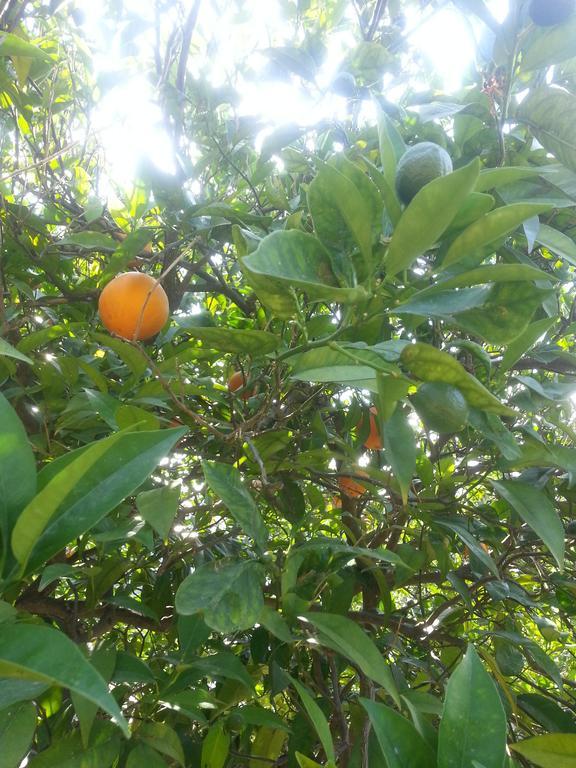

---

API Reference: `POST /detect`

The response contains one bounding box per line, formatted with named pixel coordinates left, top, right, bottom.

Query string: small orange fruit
left=338, top=471, right=369, bottom=498
left=358, top=406, right=382, bottom=450
left=228, top=370, right=253, bottom=401
left=98, top=272, right=169, bottom=341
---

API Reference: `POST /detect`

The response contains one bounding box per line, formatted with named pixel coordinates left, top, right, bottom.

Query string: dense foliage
left=2, top=0, right=576, bottom=766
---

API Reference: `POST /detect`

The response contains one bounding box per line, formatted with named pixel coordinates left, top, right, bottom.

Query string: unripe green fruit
left=529, top=0, right=575, bottom=26
left=394, top=142, right=453, bottom=205
left=411, top=382, right=469, bottom=434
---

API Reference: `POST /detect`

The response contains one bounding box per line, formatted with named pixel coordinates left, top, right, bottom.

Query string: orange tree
left=1, top=1, right=576, bottom=766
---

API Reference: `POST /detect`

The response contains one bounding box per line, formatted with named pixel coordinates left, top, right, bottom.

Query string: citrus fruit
left=395, top=142, right=453, bottom=205
left=529, top=0, right=575, bottom=26
left=98, top=271, right=169, bottom=341
left=411, top=382, right=469, bottom=433
left=338, top=471, right=369, bottom=498
left=357, top=406, right=382, bottom=450
left=228, top=370, right=252, bottom=401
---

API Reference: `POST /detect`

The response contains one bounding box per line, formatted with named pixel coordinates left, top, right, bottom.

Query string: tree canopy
left=2, top=1, right=576, bottom=766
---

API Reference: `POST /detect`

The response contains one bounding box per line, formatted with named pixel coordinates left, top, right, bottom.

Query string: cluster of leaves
left=3, top=0, right=576, bottom=766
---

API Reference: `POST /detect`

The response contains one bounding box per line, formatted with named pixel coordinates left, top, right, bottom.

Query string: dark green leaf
left=490, top=480, right=564, bottom=569
left=303, top=612, right=399, bottom=705
left=30, top=723, right=122, bottom=768
left=438, top=645, right=506, bottom=768
left=202, top=461, right=268, bottom=550
left=0, top=623, right=129, bottom=736
left=285, top=673, right=336, bottom=764
left=175, top=559, right=264, bottom=633
left=361, top=698, right=436, bottom=768
left=0, top=393, right=37, bottom=552
left=126, top=744, right=168, bottom=768
left=385, top=157, right=480, bottom=276
left=180, top=327, right=280, bottom=355
left=0, top=701, right=37, bottom=768
left=138, top=722, right=185, bottom=767
left=382, top=405, right=415, bottom=506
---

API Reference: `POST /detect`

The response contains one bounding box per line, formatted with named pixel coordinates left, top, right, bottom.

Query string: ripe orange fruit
left=338, top=471, right=369, bottom=498
left=228, top=370, right=253, bottom=401
left=358, top=406, right=382, bottom=450
left=98, top=272, right=169, bottom=341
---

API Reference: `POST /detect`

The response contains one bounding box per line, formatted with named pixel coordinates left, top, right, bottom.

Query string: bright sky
left=76, top=0, right=509, bottom=195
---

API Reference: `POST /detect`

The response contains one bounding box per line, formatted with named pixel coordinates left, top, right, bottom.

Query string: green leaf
left=308, top=156, right=382, bottom=267
left=517, top=693, right=576, bottom=733
left=201, top=723, right=230, bottom=768
left=190, top=652, right=255, bottom=691
left=382, top=405, right=415, bottom=506
left=115, top=404, right=160, bottom=431
left=285, top=673, right=336, bottom=764
left=521, top=18, right=576, bottom=72
left=360, top=698, right=436, bottom=768
left=30, top=723, right=122, bottom=768
left=243, top=230, right=368, bottom=305
left=0, top=701, right=37, bottom=768
left=400, top=343, right=513, bottom=415
left=499, top=317, right=556, bottom=372
left=438, top=645, right=506, bottom=768
left=385, top=157, right=480, bottom=276
left=0, top=679, right=48, bottom=709
left=449, top=191, right=495, bottom=230
left=92, top=333, right=149, bottom=377
left=175, top=559, right=264, bottom=633
left=202, top=461, right=268, bottom=550
left=289, top=342, right=403, bottom=390
left=59, top=231, right=117, bottom=250
left=441, top=203, right=551, bottom=269
left=411, top=264, right=555, bottom=296
left=0, top=623, right=129, bottom=736
left=452, top=282, right=549, bottom=345
left=239, top=704, right=291, bottom=731
left=511, top=734, right=576, bottom=768
left=180, top=327, right=280, bottom=355
left=517, top=88, right=576, bottom=173
left=0, top=338, right=33, bottom=364
left=0, top=393, right=37, bottom=553
left=375, top=105, right=404, bottom=226
left=302, top=612, right=400, bottom=705
left=490, top=480, right=564, bottom=570
left=12, top=427, right=185, bottom=574
left=434, top=518, right=498, bottom=577
left=475, top=166, right=542, bottom=192
left=250, top=727, right=287, bottom=768
left=136, top=486, right=180, bottom=538
left=0, top=32, right=52, bottom=60
left=138, top=722, right=185, bottom=767
left=536, top=223, right=576, bottom=267
left=126, top=744, right=168, bottom=768
left=467, top=410, right=522, bottom=462
left=71, top=646, right=117, bottom=748
left=296, top=753, right=331, bottom=768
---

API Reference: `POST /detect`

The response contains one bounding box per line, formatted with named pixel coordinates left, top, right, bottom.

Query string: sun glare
left=76, top=0, right=511, bottom=197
